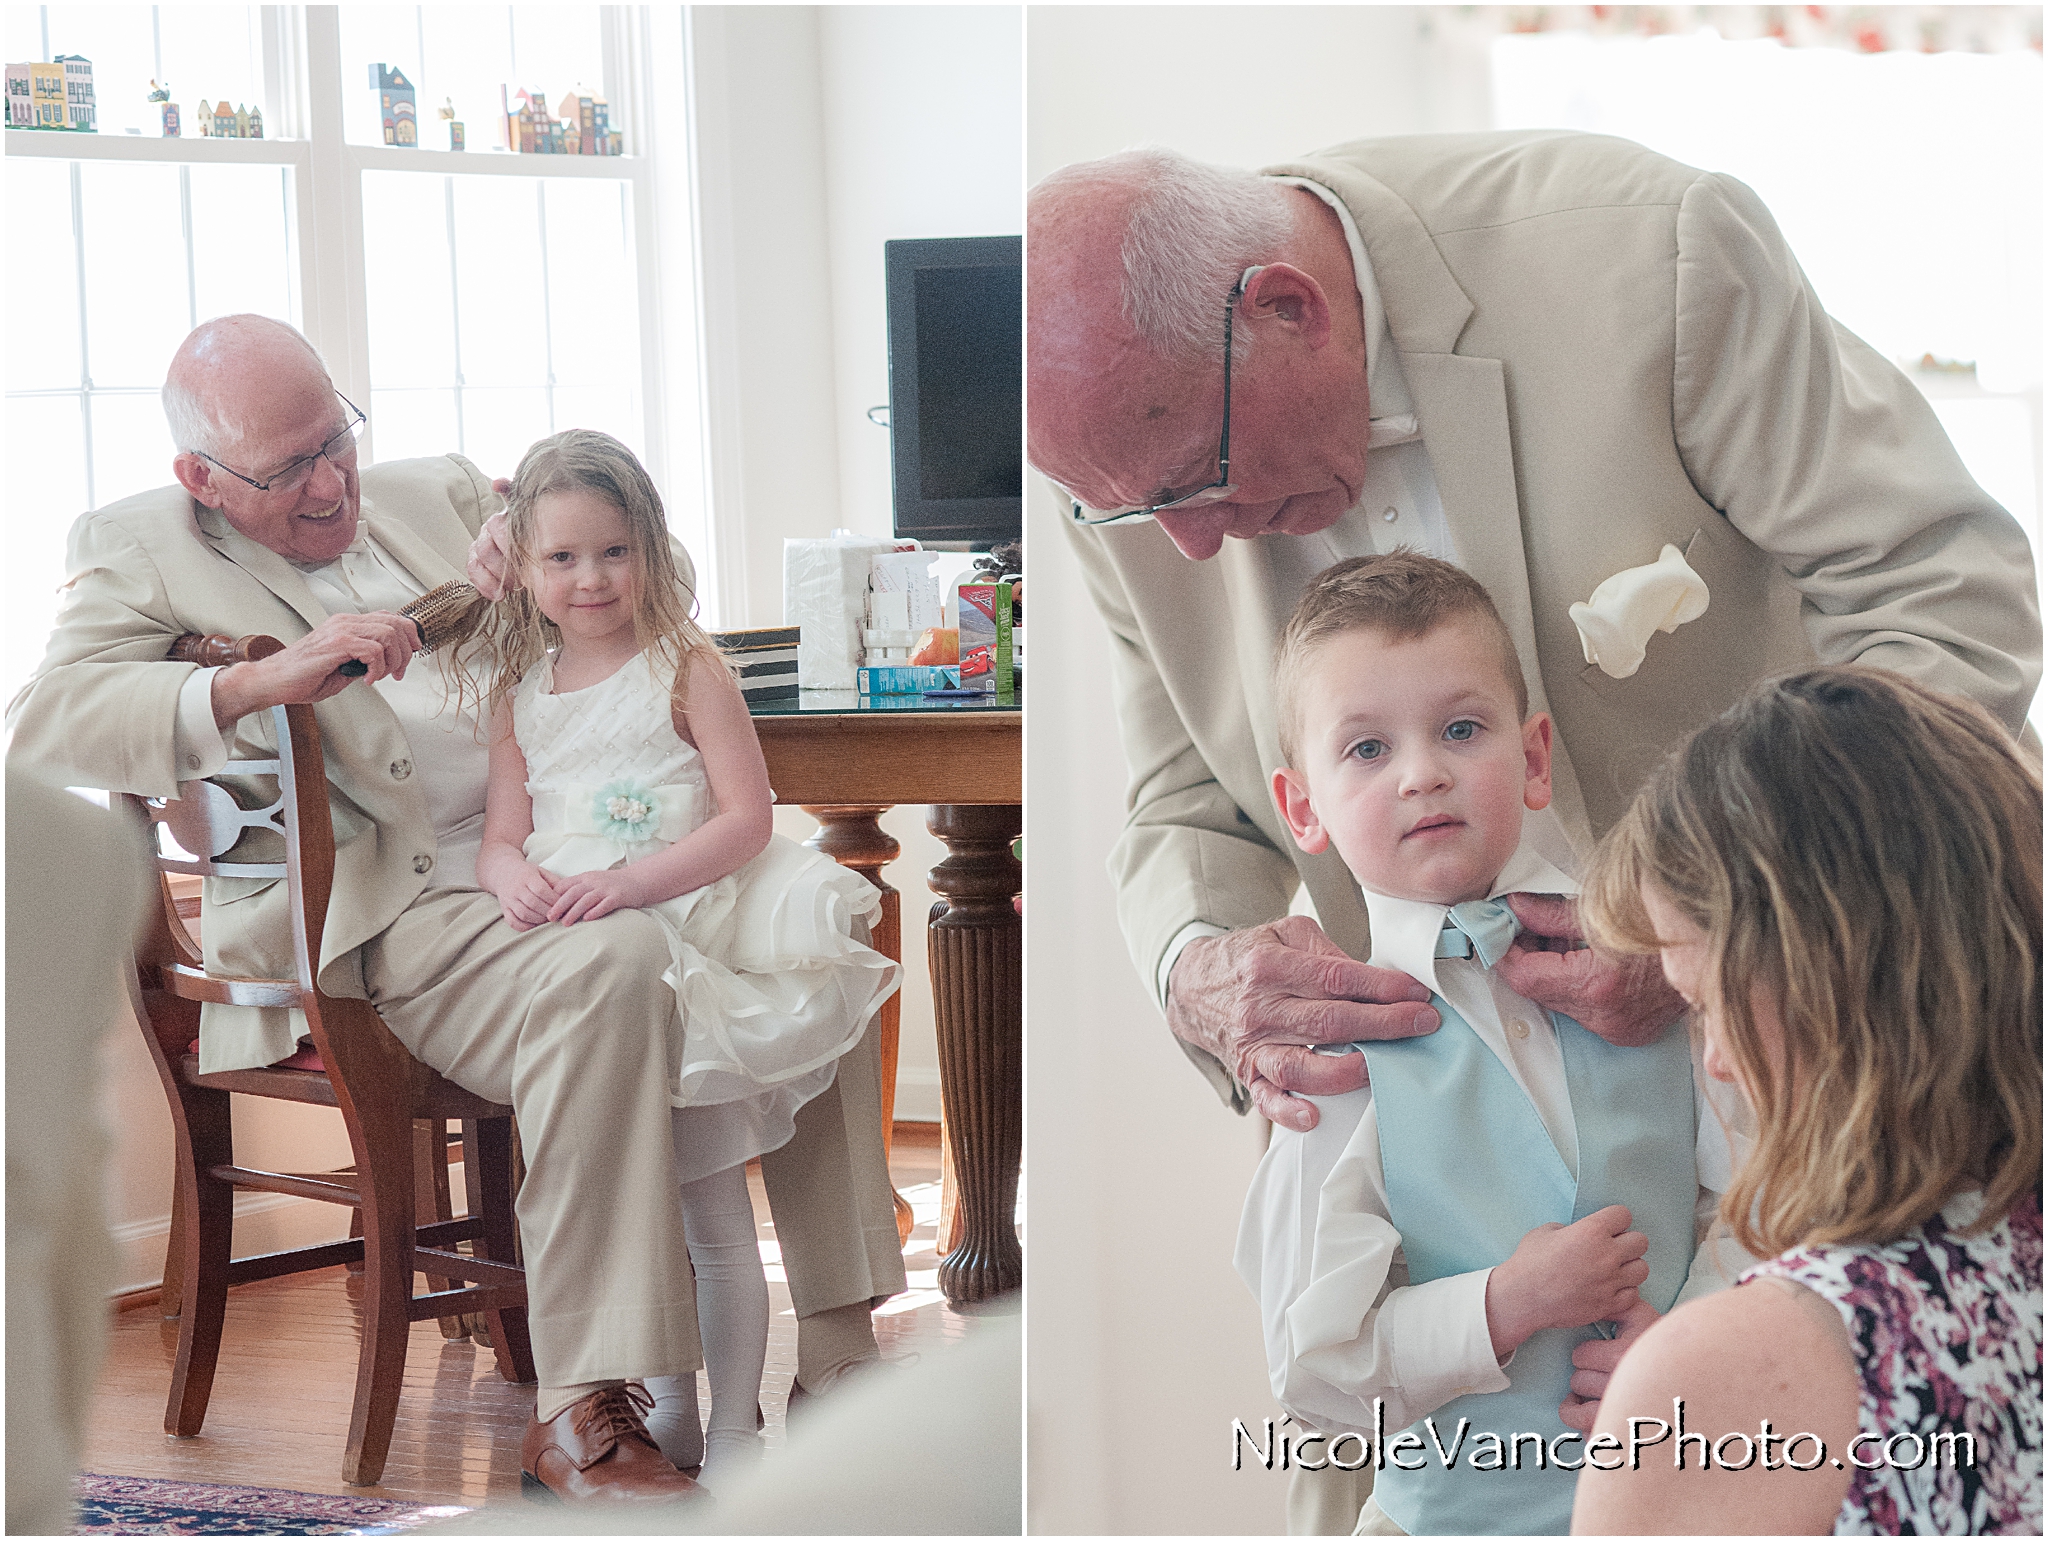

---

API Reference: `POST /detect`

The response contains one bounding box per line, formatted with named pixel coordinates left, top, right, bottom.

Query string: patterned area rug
left=73, top=1474, right=472, bottom=1536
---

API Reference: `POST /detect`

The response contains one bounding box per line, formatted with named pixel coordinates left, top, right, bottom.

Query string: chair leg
left=413, top=1119, right=468, bottom=1342
left=464, top=1116, right=537, bottom=1385
left=160, top=1178, right=186, bottom=1320
left=165, top=1090, right=234, bottom=1437
left=341, top=1101, right=417, bottom=1487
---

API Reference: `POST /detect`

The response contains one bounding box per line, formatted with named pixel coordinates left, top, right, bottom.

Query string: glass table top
left=747, top=687, right=1019, bottom=718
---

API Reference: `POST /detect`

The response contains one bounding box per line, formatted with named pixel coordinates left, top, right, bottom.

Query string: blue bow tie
left=1436, top=898, right=1522, bottom=969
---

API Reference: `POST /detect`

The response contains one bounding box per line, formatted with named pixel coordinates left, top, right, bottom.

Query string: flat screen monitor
left=884, top=235, right=1021, bottom=550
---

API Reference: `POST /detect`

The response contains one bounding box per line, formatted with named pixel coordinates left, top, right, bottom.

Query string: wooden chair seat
left=126, top=633, right=535, bottom=1488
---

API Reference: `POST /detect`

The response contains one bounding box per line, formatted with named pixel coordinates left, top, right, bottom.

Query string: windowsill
left=3, top=130, right=643, bottom=178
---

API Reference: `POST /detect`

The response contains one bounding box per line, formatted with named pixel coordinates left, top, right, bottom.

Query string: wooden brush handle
left=170, top=633, right=286, bottom=667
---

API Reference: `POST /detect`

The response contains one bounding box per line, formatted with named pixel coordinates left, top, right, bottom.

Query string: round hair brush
left=338, top=580, right=487, bottom=677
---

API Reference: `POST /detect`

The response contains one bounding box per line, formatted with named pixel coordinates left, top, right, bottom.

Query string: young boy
left=1236, top=552, right=1739, bottom=1537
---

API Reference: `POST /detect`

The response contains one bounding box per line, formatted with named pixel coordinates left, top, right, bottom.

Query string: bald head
left=163, top=314, right=332, bottom=461
left=1028, top=149, right=1373, bottom=559
left=164, top=315, right=363, bottom=564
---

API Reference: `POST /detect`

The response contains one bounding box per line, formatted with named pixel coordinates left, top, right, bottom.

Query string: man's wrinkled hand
left=210, top=611, right=418, bottom=726
left=1497, top=893, right=1683, bottom=1048
left=1165, top=916, right=1438, bottom=1133
left=1559, top=1295, right=1662, bottom=1433
left=466, top=506, right=518, bottom=602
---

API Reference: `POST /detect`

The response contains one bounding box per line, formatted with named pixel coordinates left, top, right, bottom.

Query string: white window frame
left=5, top=4, right=718, bottom=609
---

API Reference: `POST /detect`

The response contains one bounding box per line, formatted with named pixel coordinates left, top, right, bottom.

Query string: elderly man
left=8, top=316, right=903, bottom=1504
left=1031, top=133, right=2039, bottom=1533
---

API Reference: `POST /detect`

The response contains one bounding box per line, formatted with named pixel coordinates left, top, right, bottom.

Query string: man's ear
left=173, top=452, right=222, bottom=508
left=1238, top=263, right=1332, bottom=349
left=1522, top=712, right=1554, bottom=812
left=1272, top=765, right=1328, bottom=854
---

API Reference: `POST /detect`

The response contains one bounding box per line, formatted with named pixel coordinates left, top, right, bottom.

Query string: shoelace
left=572, top=1382, right=657, bottom=1447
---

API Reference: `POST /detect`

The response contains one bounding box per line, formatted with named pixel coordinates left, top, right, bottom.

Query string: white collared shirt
left=1234, top=839, right=1754, bottom=1438
left=170, top=505, right=491, bottom=888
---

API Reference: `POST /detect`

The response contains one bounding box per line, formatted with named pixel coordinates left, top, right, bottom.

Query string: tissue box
left=713, top=625, right=800, bottom=704
left=784, top=533, right=904, bottom=690
left=956, top=578, right=1014, bottom=694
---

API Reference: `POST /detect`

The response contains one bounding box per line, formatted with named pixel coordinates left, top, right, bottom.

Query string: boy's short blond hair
left=1274, top=551, right=1529, bottom=765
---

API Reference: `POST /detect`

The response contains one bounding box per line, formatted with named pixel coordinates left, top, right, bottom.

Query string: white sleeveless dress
left=514, top=650, right=900, bottom=1181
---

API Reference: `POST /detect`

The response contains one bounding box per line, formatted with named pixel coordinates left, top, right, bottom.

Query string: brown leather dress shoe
left=521, top=1383, right=708, bottom=1504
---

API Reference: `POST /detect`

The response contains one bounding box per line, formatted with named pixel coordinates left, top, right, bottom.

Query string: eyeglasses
left=196, top=394, right=367, bottom=495
left=1064, top=266, right=1262, bottom=528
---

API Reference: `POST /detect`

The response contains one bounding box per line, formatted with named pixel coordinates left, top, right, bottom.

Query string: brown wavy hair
left=461, top=429, right=717, bottom=723
left=1581, top=666, right=2040, bottom=1256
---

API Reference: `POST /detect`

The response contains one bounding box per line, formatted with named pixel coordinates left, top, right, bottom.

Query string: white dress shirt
left=1234, top=839, right=1754, bottom=1438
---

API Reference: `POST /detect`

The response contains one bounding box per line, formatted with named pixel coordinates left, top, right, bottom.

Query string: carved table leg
left=926, top=803, right=1022, bottom=1303
left=799, top=806, right=914, bottom=1244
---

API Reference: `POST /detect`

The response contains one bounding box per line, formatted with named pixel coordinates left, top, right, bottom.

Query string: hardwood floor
left=82, top=1124, right=991, bottom=1511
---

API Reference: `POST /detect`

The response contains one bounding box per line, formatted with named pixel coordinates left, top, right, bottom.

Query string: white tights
left=643, top=1162, right=768, bottom=1488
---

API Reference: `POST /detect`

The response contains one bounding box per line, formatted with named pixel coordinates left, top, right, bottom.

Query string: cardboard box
left=956, top=579, right=1014, bottom=693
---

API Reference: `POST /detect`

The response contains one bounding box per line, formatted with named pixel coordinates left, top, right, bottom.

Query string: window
left=3, top=5, right=683, bottom=706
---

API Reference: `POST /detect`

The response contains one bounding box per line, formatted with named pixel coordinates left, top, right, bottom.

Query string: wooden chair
left=123, top=633, right=535, bottom=1487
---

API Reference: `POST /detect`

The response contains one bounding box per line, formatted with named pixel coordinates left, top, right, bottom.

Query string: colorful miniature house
left=56, top=54, right=93, bottom=130
left=30, top=61, right=65, bottom=128
left=503, top=85, right=543, bottom=153
left=160, top=100, right=180, bottom=136
left=5, top=65, right=33, bottom=129
left=590, top=94, right=612, bottom=154
left=246, top=104, right=262, bottom=138
left=372, top=64, right=416, bottom=146
left=212, top=100, right=237, bottom=137
left=233, top=102, right=249, bottom=137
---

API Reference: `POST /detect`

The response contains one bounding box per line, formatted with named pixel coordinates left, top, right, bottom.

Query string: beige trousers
left=1288, top=1458, right=1378, bottom=1536
left=361, top=887, right=904, bottom=1386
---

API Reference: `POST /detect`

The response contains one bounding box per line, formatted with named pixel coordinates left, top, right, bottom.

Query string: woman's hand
left=1559, top=1295, right=1662, bottom=1432
left=497, top=862, right=563, bottom=931
left=546, top=865, right=652, bottom=925
left=1486, top=1204, right=1650, bottom=1360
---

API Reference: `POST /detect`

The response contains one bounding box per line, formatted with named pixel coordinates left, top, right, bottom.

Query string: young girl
left=1571, top=666, right=2040, bottom=1536
left=472, top=429, right=900, bottom=1490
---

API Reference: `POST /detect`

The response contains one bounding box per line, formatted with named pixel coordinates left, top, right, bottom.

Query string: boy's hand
left=547, top=866, right=649, bottom=925
left=1485, top=1204, right=1650, bottom=1359
left=498, top=863, right=562, bottom=932
left=1166, top=917, right=1440, bottom=1133
left=1559, top=1296, right=1663, bottom=1432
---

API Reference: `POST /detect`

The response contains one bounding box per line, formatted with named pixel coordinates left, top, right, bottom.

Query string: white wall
left=1024, top=10, right=1488, bottom=1535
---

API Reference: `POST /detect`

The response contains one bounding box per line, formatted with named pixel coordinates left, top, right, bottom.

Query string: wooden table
left=750, top=691, right=1021, bottom=1304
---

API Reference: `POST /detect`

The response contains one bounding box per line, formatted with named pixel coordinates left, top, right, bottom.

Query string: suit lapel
left=363, top=497, right=464, bottom=591
left=193, top=503, right=331, bottom=636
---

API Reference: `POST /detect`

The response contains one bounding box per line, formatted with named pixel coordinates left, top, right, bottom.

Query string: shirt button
left=390, top=758, right=413, bottom=780
left=186, top=753, right=201, bottom=771
left=413, top=853, right=433, bottom=875
left=1382, top=505, right=1399, bottom=522
left=1510, top=1019, right=1531, bottom=1040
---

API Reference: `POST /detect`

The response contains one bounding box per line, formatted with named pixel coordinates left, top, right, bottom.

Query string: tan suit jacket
left=7, top=456, right=514, bottom=1068
left=1063, top=131, right=2040, bottom=1108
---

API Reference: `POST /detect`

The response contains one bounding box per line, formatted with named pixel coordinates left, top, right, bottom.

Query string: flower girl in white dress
left=472, top=430, right=899, bottom=1488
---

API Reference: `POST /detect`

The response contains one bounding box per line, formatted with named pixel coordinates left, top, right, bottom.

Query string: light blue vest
left=1361, top=1002, right=1696, bottom=1536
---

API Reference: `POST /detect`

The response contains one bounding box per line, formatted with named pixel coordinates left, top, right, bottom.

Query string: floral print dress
left=1743, top=1190, right=2042, bottom=1535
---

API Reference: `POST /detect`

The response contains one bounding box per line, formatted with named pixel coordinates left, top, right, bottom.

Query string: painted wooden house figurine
left=57, top=55, right=93, bottom=130
left=5, top=65, right=33, bottom=129
left=212, top=100, right=238, bottom=137
left=29, top=61, right=66, bottom=127
left=373, top=64, right=417, bottom=146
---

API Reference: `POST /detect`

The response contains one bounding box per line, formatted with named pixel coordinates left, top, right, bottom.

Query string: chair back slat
left=162, top=964, right=302, bottom=1010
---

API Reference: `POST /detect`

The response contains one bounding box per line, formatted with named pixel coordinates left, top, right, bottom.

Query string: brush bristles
left=402, top=581, right=486, bottom=653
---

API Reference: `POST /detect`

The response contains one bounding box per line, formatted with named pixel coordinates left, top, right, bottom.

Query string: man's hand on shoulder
left=1496, top=893, right=1683, bottom=1048
left=1165, top=916, right=1438, bottom=1134
left=209, top=612, right=419, bottom=726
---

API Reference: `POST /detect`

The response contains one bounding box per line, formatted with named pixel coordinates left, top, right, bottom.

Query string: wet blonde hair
left=1582, top=666, right=2040, bottom=1256
left=468, top=429, right=718, bottom=722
